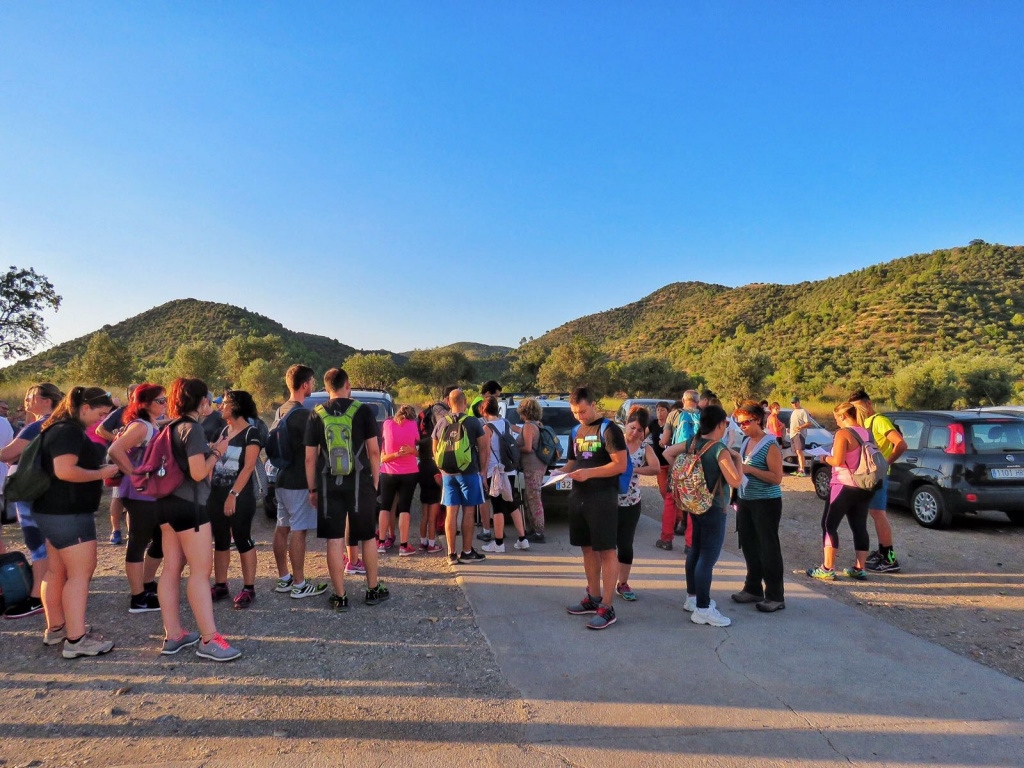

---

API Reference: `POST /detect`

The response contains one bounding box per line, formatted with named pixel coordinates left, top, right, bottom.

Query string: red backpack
left=130, top=419, right=188, bottom=499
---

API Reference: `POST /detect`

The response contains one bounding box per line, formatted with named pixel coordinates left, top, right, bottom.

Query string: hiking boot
left=586, top=605, right=617, bottom=630
left=129, top=592, right=161, bottom=614
left=513, top=538, right=530, bottom=550
left=291, top=582, right=328, bottom=599
left=365, top=584, right=391, bottom=605
left=426, top=543, right=444, bottom=554
left=691, top=606, right=732, bottom=627
left=161, top=630, right=201, bottom=655
left=398, top=544, right=417, bottom=556
left=328, top=592, right=349, bottom=612
left=274, top=575, right=294, bottom=593
left=654, top=539, right=673, bottom=551
left=4, top=597, right=44, bottom=619
left=232, top=587, right=256, bottom=610
left=43, top=623, right=90, bottom=646
left=109, top=530, right=123, bottom=545
left=843, top=567, right=868, bottom=581
left=615, top=583, right=637, bottom=601
left=458, top=548, right=486, bottom=562
left=344, top=558, right=366, bottom=576
left=567, top=594, right=601, bottom=615
left=527, top=531, right=546, bottom=543
left=476, top=530, right=493, bottom=543
left=867, top=552, right=901, bottom=573
left=731, top=590, right=763, bottom=604
left=806, top=566, right=836, bottom=581
left=755, top=600, right=786, bottom=613
left=195, top=633, right=241, bottom=662
left=211, top=583, right=230, bottom=601
left=62, top=632, right=115, bottom=659
left=481, top=541, right=505, bottom=553
left=683, top=596, right=716, bottom=613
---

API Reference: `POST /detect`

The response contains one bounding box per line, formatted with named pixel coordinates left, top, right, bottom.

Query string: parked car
left=264, top=389, right=395, bottom=516
left=974, top=406, right=1024, bottom=419
left=811, top=411, right=1024, bottom=529
left=614, top=398, right=670, bottom=427
left=499, top=396, right=575, bottom=508
left=774, top=408, right=834, bottom=470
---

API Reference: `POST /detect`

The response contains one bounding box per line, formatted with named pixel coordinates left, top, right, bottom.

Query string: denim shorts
left=442, top=473, right=485, bottom=507
left=869, top=475, right=889, bottom=511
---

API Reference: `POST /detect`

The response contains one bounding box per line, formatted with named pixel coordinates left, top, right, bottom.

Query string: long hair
left=43, top=386, right=113, bottom=432
left=168, top=378, right=208, bottom=419
left=123, top=383, right=165, bottom=425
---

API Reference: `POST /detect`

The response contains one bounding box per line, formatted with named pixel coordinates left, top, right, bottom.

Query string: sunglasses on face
left=736, top=419, right=758, bottom=427
left=153, top=397, right=168, bottom=404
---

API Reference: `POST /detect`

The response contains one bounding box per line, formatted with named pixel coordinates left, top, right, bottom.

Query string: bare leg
left=599, top=549, right=618, bottom=607
left=444, top=506, right=460, bottom=554
left=581, top=546, right=602, bottom=599
left=40, top=541, right=66, bottom=632
left=177, top=525, right=218, bottom=640
left=869, top=508, right=893, bottom=548
left=361, top=538, right=379, bottom=589
left=289, top=530, right=308, bottom=584
left=240, top=548, right=257, bottom=585
left=273, top=525, right=291, bottom=578
left=326, top=538, right=346, bottom=595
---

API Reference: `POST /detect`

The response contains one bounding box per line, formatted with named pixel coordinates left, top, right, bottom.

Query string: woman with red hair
left=108, top=383, right=167, bottom=614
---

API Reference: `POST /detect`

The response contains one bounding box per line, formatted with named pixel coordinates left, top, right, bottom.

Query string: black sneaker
left=446, top=553, right=459, bottom=566
left=567, top=593, right=601, bottom=615
left=328, top=592, right=349, bottom=612
left=865, top=551, right=883, bottom=568
left=527, top=531, right=546, bottom=543
left=128, top=592, right=161, bottom=614
left=458, top=549, right=486, bottom=562
left=3, top=597, right=44, bottom=619
left=654, top=539, right=673, bottom=551
left=867, top=552, right=901, bottom=573
left=365, top=584, right=391, bottom=606
left=210, top=583, right=230, bottom=601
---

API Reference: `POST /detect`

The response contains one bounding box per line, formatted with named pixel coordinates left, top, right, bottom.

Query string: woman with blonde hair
left=516, top=397, right=547, bottom=542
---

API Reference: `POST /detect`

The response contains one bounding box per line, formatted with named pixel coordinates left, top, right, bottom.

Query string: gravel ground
left=2, top=473, right=1021, bottom=766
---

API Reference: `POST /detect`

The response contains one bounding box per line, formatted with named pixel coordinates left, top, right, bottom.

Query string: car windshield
left=969, top=420, right=1024, bottom=452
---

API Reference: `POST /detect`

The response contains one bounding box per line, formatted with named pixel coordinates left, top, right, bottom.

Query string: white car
left=499, top=396, right=575, bottom=502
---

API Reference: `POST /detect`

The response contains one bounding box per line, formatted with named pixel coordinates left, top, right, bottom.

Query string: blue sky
left=2, top=2, right=1022, bottom=358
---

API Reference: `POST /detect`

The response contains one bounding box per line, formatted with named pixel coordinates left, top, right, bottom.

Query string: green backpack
left=434, top=413, right=473, bottom=473
left=5, top=433, right=50, bottom=503
left=315, top=401, right=362, bottom=477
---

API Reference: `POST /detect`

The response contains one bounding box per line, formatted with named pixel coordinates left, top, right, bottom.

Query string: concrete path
left=455, top=513, right=1024, bottom=767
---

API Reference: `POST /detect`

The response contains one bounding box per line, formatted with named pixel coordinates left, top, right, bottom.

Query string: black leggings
left=616, top=502, right=642, bottom=565
left=207, top=488, right=257, bottom=554
left=380, top=472, right=418, bottom=514
left=123, top=497, right=163, bottom=563
left=821, top=486, right=873, bottom=552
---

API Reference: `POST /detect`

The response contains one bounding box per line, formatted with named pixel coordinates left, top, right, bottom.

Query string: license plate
left=556, top=478, right=573, bottom=490
left=990, top=468, right=1024, bottom=479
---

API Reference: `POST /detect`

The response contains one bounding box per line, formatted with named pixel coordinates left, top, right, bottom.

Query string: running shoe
left=365, top=584, right=391, bottom=606
left=383, top=536, right=395, bottom=550
left=291, top=582, right=328, bottom=599
left=418, top=541, right=430, bottom=552
left=274, top=575, right=294, bottom=593
left=567, top=594, right=601, bottom=615
left=377, top=540, right=387, bottom=554
left=62, top=632, right=115, bottom=659
left=683, top=596, right=716, bottom=613
left=481, top=541, right=505, bottom=553
left=4, top=597, right=44, bottom=619
left=446, top=553, right=459, bottom=566
left=344, top=558, right=367, bottom=576
left=161, top=630, right=201, bottom=655
left=128, top=592, right=161, bottom=614
left=458, top=548, right=486, bottom=562
left=806, top=566, right=836, bottom=581
left=867, top=551, right=901, bottom=573
left=513, top=538, right=530, bottom=550
left=792, top=471, right=807, bottom=478
left=232, top=587, right=256, bottom=610
left=615, top=583, right=637, bottom=601
left=426, top=543, right=444, bottom=554
left=211, top=583, right=230, bottom=601
left=654, top=539, right=673, bottom=551
left=328, top=592, right=349, bottom=612
left=195, top=633, right=241, bottom=662
left=476, top=530, right=493, bottom=543
left=43, top=623, right=90, bottom=646
left=843, top=567, right=868, bottom=581
left=586, top=605, right=617, bottom=630
left=527, top=531, right=546, bottom=544
left=109, top=530, right=123, bottom=545
left=398, top=544, right=418, bottom=557
left=865, top=551, right=883, bottom=568
left=690, top=606, right=731, bottom=627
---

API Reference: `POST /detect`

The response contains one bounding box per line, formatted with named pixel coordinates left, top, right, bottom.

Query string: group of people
left=1, top=361, right=907, bottom=656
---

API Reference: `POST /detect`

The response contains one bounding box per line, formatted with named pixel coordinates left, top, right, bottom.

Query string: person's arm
left=569, top=449, right=627, bottom=482
left=52, top=454, right=120, bottom=482
left=107, top=421, right=149, bottom=475
left=718, top=448, right=745, bottom=489
left=663, top=440, right=688, bottom=461
left=635, top=444, right=659, bottom=476
left=365, top=436, right=381, bottom=489
left=743, top=442, right=784, bottom=485
left=186, top=428, right=227, bottom=482
left=885, top=429, right=907, bottom=463
left=0, top=437, right=29, bottom=464
left=476, top=431, right=490, bottom=477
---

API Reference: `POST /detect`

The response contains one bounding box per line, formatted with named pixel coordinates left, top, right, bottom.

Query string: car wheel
left=812, top=465, right=831, bottom=500
left=911, top=485, right=951, bottom=529
left=1004, top=511, right=1024, bottom=526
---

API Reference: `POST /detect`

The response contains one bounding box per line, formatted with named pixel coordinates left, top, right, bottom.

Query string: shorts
left=442, top=473, right=485, bottom=508
left=380, top=472, right=418, bottom=513
left=490, top=486, right=522, bottom=520
left=276, top=488, right=317, bottom=531
left=110, top=485, right=122, bottom=500
left=14, top=500, right=48, bottom=562
left=869, top=475, right=889, bottom=511
left=790, top=433, right=805, bottom=453
left=157, top=494, right=211, bottom=533
left=419, top=466, right=442, bottom=505
left=317, top=476, right=377, bottom=543
left=568, top=487, right=619, bottom=552
left=33, top=512, right=97, bottom=550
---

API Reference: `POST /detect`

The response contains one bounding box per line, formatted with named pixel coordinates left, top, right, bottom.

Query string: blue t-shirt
left=17, top=420, right=43, bottom=442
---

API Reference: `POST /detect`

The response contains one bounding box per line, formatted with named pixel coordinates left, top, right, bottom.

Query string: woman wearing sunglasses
left=731, top=401, right=785, bottom=613
left=108, top=384, right=168, bottom=614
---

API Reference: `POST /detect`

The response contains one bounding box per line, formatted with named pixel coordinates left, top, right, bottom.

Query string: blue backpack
left=570, top=419, right=633, bottom=494
left=265, top=405, right=306, bottom=471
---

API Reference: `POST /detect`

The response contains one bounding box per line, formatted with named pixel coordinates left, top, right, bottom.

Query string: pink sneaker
left=345, top=558, right=366, bottom=575
left=399, top=544, right=417, bottom=557
left=426, top=543, right=444, bottom=554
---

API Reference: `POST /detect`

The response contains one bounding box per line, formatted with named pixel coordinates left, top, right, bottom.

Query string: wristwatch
left=229, top=490, right=239, bottom=498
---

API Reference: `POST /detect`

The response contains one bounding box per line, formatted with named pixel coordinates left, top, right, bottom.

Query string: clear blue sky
left=2, top=2, right=1022, bottom=357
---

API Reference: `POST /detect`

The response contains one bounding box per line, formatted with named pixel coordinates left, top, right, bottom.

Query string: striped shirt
left=738, top=437, right=782, bottom=500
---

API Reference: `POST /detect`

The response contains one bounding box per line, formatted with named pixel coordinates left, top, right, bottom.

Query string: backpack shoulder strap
left=845, top=427, right=865, bottom=446
left=314, top=404, right=328, bottom=419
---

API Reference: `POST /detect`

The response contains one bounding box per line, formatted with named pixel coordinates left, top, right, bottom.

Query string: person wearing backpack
left=563, top=387, right=628, bottom=630
left=156, top=378, right=239, bottom=662
left=663, top=405, right=744, bottom=628
left=515, top=397, right=548, bottom=543
left=414, top=388, right=453, bottom=553
left=269, top=364, right=327, bottom=599
left=478, top=396, right=528, bottom=554
left=107, top=384, right=167, bottom=615
left=730, top=401, right=786, bottom=614
left=806, top=402, right=876, bottom=582
left=658, top=391, right=700, bottom=553
left=32, top=387, right=121, bottom=658
left=304, top=367, right=389, bottom=610
left=431, top=388, right=490, bottom=565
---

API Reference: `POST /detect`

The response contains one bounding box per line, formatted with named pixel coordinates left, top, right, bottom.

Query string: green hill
left=518, top=242, right=1024, bottom=395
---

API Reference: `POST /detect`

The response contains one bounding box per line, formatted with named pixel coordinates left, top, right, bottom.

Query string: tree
left=0, top=266, right=62, bottom=359
left=611, top=356, right=693, bottom=398
left=537, top=337, right=609, bottom=395
left=238, top=358, right=284, bottom=412
left=504, top=345, right=549, bottom=392
left=701, top=343, right=773, bottom=405
left=343, top=353, right=400, bottom=392
left=69, top=331, right=136, bottom=389
left=167, top=341, right=224, bottom=388
left=403, top=348, right=475, bottom=395
left=222, top=333, right=286, bottom=386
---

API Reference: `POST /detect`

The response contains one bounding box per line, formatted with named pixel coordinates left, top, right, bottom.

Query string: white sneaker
left=481, top=541, right=505, bottom=553
left=691, top=605, right=732, bottom=627
left=513, top=538, right=530, bottom=550
left=683, top=596, right=716, bottom=613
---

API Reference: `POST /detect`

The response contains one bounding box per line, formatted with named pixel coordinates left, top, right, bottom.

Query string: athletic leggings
left=616, top=502, right=642, bottom=565
left=821, top=485, right=873, bottom=551
left=207, top=487, right=257, bottom=554
left=123, top=497, right=163, bottom=563
left=379, top=472, right=418, bottom=514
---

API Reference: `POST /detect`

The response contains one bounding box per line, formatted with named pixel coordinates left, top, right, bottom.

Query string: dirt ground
left=1, top=475, right=1021, bottom=766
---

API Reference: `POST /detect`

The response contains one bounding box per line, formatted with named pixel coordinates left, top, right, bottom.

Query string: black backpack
left=486, top=420, right=522, bottom=472
left=265, top=405, right=306, bottom=470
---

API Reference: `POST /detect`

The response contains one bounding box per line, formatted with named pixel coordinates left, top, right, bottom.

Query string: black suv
left=812, top=411, right=1024, bottom=529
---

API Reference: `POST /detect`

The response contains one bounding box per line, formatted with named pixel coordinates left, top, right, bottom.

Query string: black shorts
left=490, top=486, right=522, bottom=520
left=568, top=487, right=618, bottom=552
left=317, top=475, right=377, bottom=543
left=157, top=494, right=211, bottom=533
left=380, top=472, right=418, bottom=513
left=418, top=466, right=442, bottom=505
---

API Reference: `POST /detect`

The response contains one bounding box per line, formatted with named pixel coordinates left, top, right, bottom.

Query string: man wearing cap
left=849, top=389, right=907, bottom=573
left=788, top=397, right=811, bottom=477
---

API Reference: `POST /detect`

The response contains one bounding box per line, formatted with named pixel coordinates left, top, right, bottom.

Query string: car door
left=887, top=416, right=928, bottom=504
